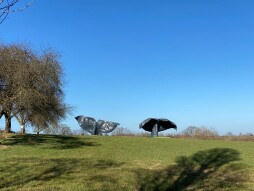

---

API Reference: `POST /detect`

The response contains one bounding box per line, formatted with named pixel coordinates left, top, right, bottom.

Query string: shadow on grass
left=0, top=157, right=124, bottom=190
left=1, top=134, right=99, bottom=149
left=137, top=148, right=250, bottom=191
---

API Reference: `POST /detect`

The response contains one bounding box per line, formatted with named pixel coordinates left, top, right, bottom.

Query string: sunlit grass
left=0, top=134, right=253, bottom=190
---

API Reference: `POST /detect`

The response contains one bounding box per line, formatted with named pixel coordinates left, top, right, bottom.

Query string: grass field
left=0, top=134, right=253, bottom=191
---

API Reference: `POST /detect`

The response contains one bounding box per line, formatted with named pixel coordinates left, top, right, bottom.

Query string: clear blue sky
left=1, top=0, right=253, bottom=135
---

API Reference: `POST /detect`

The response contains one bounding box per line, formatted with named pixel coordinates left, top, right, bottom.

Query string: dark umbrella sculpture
left=139, top=118, right=177, bottom=137
left=75, top=115, right=119, bottom=135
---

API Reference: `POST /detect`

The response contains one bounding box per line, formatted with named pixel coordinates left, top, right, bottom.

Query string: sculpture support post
left=151, top=124, right=158, bottom=137
left=93, top=124, right=102, bottom=135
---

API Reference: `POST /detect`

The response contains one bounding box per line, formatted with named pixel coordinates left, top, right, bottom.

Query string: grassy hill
left=0, top=134, right=253, bottom=191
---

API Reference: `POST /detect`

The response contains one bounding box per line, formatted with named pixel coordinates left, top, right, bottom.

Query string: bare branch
left=0, top=0, right=33, bottom=24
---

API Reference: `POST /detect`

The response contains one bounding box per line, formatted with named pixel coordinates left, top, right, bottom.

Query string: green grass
left=0, top=134, right=254, bottom=191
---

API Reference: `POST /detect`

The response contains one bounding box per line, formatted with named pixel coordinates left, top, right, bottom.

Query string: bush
left=111, top=127, right=134, bottom=136
left=181, top=126, right=218, bottom=137
left=42, top=124, right=73, bottom=135
left=0, top=127, right=4, bottom=134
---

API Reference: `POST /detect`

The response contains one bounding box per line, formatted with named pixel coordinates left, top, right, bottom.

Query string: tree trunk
left=4, top=112, right=11, bottom=133
left=21, top=125, right=25, bottom=134
left=15, top=115, right=27, bottom=134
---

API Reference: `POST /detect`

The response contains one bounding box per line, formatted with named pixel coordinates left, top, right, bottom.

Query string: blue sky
left=0, top=0, right=253, bottom=135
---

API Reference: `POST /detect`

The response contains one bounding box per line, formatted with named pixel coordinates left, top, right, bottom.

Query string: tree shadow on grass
left=1, top=134, right=100, bottom=149
left=0, top=157, right=124, bottom=190
left=137, top=148, right=250, bottom=191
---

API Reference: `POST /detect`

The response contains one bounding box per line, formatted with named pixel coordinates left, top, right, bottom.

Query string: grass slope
left=0, top=134, right=253, bottom=191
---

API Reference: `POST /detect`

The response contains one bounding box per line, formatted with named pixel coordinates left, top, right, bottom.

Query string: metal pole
left=151, top=123, right=158, bottom=137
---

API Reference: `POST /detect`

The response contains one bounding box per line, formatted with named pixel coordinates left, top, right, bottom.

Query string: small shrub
left=111, top=127, right=134, bottom=136
left=181, top=126, right=218, bottom=138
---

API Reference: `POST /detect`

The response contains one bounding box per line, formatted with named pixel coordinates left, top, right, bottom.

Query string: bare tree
left=0, top=44, right=29, bottom=132
left=0, top=0, right=33, bottom=24
left=42, top=124, right=73, bottom=135
left=181, top=126, right=218, bottom=137
left=0, top=43, right=71, bottom=134
left=111, top=127, right=133, bottom=136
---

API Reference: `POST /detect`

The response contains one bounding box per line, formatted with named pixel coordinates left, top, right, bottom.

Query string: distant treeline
left=110, top=126, right=254, bottom=142
left=1, top=125, right=253, bottom=142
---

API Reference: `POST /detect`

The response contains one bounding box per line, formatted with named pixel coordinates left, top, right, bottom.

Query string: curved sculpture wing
left=140, top=118, right=177, bottom=132
left=157, top=118, right=177, bottom=132
left=75, top=116, right=96, bottom=134
left=139, top=118, right=158, bottom=132
left=97, top=120, right=119, bottom=133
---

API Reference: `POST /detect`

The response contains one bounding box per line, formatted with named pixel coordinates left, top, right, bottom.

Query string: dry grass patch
left=0, top=145, right=11, bottom=149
